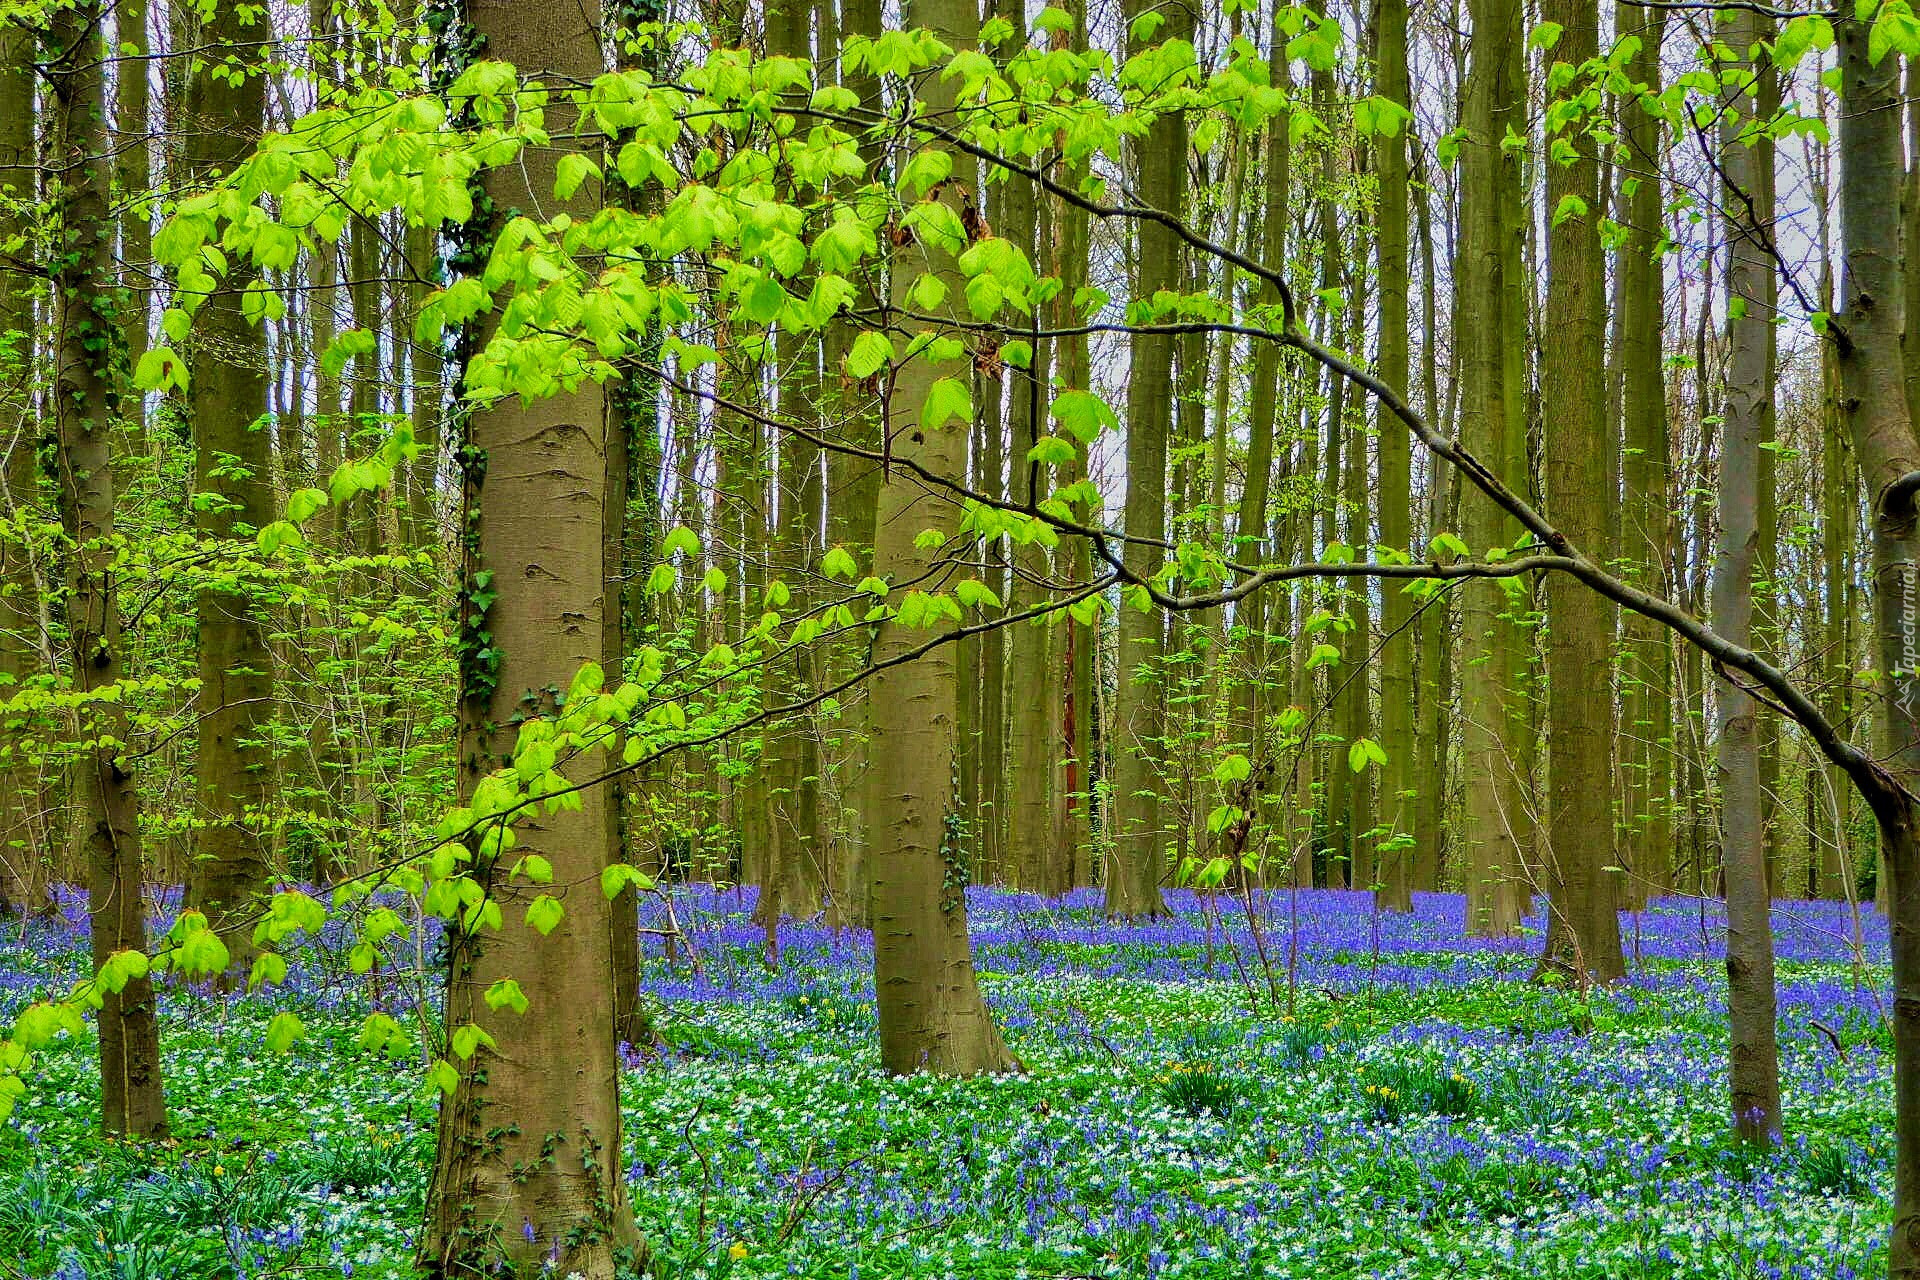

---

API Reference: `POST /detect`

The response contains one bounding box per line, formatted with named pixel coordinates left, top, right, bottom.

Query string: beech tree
left=6, top=2, right=1920, bottom=1271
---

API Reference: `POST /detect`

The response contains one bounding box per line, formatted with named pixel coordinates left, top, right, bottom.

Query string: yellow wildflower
left=729, top=1242, right=749, bottom=1261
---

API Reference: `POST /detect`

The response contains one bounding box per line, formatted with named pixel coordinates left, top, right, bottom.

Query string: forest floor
left=0, top=886, right=1891, bottom=1279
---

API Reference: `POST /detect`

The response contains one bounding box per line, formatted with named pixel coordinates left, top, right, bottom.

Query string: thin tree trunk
left=1459, top=0, right=1527, bottom=936
left=1373, top=0, right=1413, bottom=911
left=1711, top=8, right=1782, bottom=1143
left=1617, top=0, right=1674, bottom=902
left=821, top=0, right=882, bottom=925
left=1232, top=15, right=1290, bottom=882
left=0, top=11, right=46, bottom=916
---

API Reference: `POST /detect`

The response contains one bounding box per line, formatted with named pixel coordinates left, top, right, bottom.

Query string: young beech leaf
left=524, top=894, right=565, bottom=936
left=263, top=1011, right=304, bottom=1054
left=358, top=1012, right=411, bottom=1059
left=484, top=978, right=530, bottom=1015
left=919, top=377, right=973, bottom=430
left=846, top=330, right=893, bottom=379
left=249, top=951, right=288, bottom=991
left=821, top=546, right=859, bottom=580
left=426, top=1059, right=461, bottom=1096
left=602, top=863, right=655, bottom=900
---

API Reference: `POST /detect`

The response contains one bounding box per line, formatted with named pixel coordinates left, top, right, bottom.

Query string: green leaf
left=1211, top=753, right=1252, bottom=785
left=554, top=153, right=600, bottom=200
left=248, top=951, right=288, bottom=990
left=263, top=1011, right=304, bottom=1054
left=1305, top=642, right=1341, bottom=670
left=1551, top=194, right=1589, bottom=226
left=822, top=546, right=859, bottom=580
left=1529, top=20, right=1564, bottom=50
left=133, top=347, right=188, bottom=393
left=900, top=149, right=954, bottom=199
left=98, top=948, right=149, bottom=995
left=484, top=978, right=530, bottom=1015
left=1026, top=436, right=1078, bottom=467
left=286, top=487, right=329, bottom=524
left=601, top=862, right=656, bottom=900
left=846, top=331, right=893, bottom=380
left=525, top=894, right=564, bottom=935
left=954, top=579, right=1002, bottom=610
left=450, top=1023, right=496, bottom=1059
left=357, top=1012, right=412, bottom=1059
left=919, top=377, right=973, bottom=430
left=1348, top=737, right=1388, bottom=773
left=1050, top=389, right=1118, bottom=442
left=426, top=1058, right=461, bottom=1095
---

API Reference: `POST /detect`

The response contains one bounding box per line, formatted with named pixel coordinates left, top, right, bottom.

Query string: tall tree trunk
left=1534, top=0, right=1624, bottom=986
left=1050, top=0, right=1095, bottom=885
left=865, top=0, right=1018, bottom=1076
left=1003, top=47, right=1063, bottom=892
left=1232, top=15, right=1290, bottom=882
left=114, top=0, right=150, bottom=392
left=1104, top=0, right=1194, bottom=918
left=753, top=0, right=826, bottom=929
left=404, top=219, right=443, bottom=552
left=0, top=9, right=46, bottom=916
left=1373, top=0, right=1413, bottom=911
left=179, top=0, right=275, bottom=971
left=421, top=3, right=640, bottom=1271
left=1617, top=0, right=1673, bottom=902
left=821, top=0, right=882, bottom=925
left=1413, top=141, right=1453, bottom=894
left=1754, top=44, right=1783, bottom=901
left=48, top=0, right=170, bottom=1141
left=1458, top=0, right=1527, bottom=935
left=1814, top=128, right=1855, bottom=903
left=606, top=0, right=668, bottom=1043
left=1710, top=9, right=1783, bottom=1143
left=1835, top=13, right=1920, bottom=1273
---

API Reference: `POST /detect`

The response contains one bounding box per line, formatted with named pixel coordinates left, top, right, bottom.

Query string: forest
left=0, top=0, right=1915, bottom=1275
